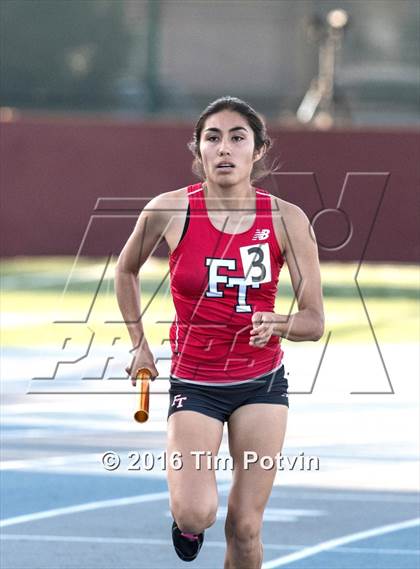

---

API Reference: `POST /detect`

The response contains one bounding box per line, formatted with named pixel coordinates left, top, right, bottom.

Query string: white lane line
left=270, top=489, right=420, bottom=503
left=1, top=535, right=419, bottom=557
left=261, top=517, right=420, bottom=568
left=0, top=534, right=228, bottom=547
left=334, top=545, right=420, bottom=556
left=0, top=483, right=232, bottom=529
left=166, top=507, right=326, bottom=523
left=214, top=507, right=326, bottom=523
left=0, top=493, right=169, bottom=528
left=0, top=454, right=96, bottom=470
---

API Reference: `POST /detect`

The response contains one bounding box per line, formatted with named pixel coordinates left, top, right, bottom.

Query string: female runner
left=115, top=96, right=324, bottom=568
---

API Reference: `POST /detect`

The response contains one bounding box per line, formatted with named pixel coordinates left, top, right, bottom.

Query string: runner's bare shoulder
left=260, top=193, right=302, bottom=256
left=141, top=187, right=190, bottom=251
left=143, top=186, right=189, bottom=220
left=271, top=195, right=317, bottom=259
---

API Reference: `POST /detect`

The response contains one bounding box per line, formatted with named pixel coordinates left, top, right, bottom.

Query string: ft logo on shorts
left=172, top=394, right=188, bottom=408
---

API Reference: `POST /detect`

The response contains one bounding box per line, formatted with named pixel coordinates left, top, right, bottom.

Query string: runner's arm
left=115, top=195, right=167, bottom=348
left=250, top=204, right=324, bottom=344
left=274, top=204, right=324, bottom=341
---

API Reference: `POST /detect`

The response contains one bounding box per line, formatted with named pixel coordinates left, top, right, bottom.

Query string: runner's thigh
left=227, top=404, right=288, bottom=514
left=167, top=410, right=224, bottom=514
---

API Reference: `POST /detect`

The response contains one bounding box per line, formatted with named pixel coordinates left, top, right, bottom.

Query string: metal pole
left=145, top=0, right=161, bottom=114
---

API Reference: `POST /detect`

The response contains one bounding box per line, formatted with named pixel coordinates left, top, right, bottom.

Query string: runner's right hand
left=125, top=343, right=159, bottom=386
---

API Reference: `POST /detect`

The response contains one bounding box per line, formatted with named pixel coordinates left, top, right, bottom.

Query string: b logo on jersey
left=205, top=244, right=272, bottom=313
left=252, top=228, right=270, bottom=241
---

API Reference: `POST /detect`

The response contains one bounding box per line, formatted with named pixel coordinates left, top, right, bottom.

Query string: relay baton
left=133, top=367, right=152, bottom=423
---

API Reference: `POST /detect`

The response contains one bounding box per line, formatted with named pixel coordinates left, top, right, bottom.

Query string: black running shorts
left=167, top=365, right=289, bottom=424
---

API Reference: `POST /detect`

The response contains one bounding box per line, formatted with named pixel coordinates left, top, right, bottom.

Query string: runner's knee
left=172, top=501, right=217, bottom=533
left=225, top=511, right=262, bottom=545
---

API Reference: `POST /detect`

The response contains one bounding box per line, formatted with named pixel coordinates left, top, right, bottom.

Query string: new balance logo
left=252, top=229, right=270, bottom=240
left=172, top=394, right=187, bottom=408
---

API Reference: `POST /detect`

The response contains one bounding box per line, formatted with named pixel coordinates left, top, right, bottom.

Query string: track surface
left=1, top=343, right=419, bottom=568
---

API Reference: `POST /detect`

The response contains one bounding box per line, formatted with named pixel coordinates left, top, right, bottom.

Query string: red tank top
left=169, top=182, right=285, bottom=384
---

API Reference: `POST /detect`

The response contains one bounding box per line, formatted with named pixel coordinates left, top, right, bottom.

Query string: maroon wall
left=1, top=115, right=419, bottom=262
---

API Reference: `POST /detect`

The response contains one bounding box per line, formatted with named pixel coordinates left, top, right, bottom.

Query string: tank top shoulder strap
left=254, top=187, right=283, bottom=261
left=187, top=182, right=206, bottom=211
left=255, top=187, right=272, bottom=215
